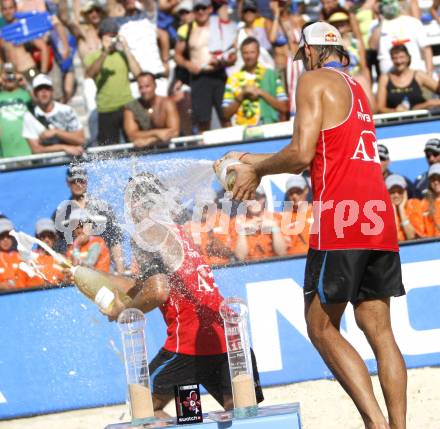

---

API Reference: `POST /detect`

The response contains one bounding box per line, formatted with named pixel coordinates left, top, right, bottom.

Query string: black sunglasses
left=194, top=5, right=208, bottom=11
left=426, top=151, right=439, bottom=158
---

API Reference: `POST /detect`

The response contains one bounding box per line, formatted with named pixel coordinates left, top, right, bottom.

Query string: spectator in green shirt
left=0, top=63, right=32, bottom=158
left=84, top=17, right=141, bottom=146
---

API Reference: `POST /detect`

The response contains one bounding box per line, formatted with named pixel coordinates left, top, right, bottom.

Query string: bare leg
left=354, top=299, right=407, bottom=429
left=305, top=294, right=389, bottom=429
left=153, top=393, right=173, bottom=419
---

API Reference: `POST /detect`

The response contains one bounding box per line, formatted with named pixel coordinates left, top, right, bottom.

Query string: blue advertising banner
left=0, top=119, right=438, bottom=239
left=0, top=240, right=439, bottom=419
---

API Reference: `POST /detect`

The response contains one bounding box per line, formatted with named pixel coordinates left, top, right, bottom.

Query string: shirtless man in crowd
left=71, top=1, right=105, bottom=62
left=0, top=0, right=49, bottom=83
left=123, top=72, right=180, bottom=148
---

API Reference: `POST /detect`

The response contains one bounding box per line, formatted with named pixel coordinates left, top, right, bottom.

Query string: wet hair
left=240, top=36, right=260, bottom=51
left=127, top=172, right=167, bottom=202
left=313, top=44, right=350, bottom=68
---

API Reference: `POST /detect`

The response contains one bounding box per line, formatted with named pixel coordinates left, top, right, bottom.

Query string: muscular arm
left=128, top=274, right=170, bottom=314
left=230, top=72, right=322, bottom=201
left=255, top=73, right=321, bottom=176
left=124, top=101, right=179, bottom=147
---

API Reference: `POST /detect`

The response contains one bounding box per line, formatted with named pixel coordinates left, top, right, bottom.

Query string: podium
left=104, top=403, right=302, bottom=429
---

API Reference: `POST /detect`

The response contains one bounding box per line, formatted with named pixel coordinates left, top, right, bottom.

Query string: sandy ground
left=1, top=367, right=438, bottom=429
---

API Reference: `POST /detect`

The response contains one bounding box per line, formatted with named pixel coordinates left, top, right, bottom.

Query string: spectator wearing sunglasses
left=52, top=164, right=125, bottom=273
left=415, top=138, right=440, bottom=198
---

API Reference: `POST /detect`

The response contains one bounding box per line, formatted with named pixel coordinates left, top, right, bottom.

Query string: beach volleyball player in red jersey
left=218, top=22, right=406, bottom=429
left=101, top=172, right=263, bottom=418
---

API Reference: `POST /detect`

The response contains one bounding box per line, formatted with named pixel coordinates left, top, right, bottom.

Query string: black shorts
left=304, top=248, right=405, bottom=304
left=190, top=70, right=227, bottom=124
left=149, top=348, right=264, bottom=406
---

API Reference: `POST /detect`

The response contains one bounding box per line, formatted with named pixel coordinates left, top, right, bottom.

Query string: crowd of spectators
left=1, top=0, right=440, bottom=157
left=1, top=136, right=439, bottom=290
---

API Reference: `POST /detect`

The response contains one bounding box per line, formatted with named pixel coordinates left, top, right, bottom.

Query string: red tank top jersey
left=161, top=225, right=227, bottom=356
left=309, top=69, right=398, bottom=251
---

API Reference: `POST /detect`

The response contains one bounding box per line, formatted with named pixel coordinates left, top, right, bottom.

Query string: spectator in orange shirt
left=233, top=187, right=287, bottom=261
left=422, top=164, right=440, bottom=237
left=185, top=203, right=234, bottom=266
left=66, top=210, right=111, bottom=272
left=0, top=218, right=24, bottom=290
left=386, top=174, right=426, bottom=241
left=19, top=219, right=66, bottom=288
left=280, top=175, right=313, bottom=256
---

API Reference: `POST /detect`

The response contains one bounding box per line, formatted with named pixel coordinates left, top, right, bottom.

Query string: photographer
left=21, top=74, right=85, bottom=155
left=84, top=17, right=141, bottom=146
left=0, top=63, right=33, bottom=158
left=222, top=37, right=288, bottom=126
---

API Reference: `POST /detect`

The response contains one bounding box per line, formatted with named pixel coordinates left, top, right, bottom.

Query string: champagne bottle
left=215, top=158, right=243, bottom=191
left=71, top=266, right=132, bottom=311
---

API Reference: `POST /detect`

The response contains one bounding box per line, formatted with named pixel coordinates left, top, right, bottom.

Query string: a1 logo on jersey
left=350, top=130, right=380, bottom=164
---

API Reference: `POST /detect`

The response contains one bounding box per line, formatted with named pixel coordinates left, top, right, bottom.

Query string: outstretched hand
left=229, top=163, right=259, bottom=201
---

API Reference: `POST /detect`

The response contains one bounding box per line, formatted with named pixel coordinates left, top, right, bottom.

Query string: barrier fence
left=1, top=110, right=439, bottom=172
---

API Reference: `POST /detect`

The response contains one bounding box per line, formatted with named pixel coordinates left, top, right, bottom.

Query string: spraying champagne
left=12, top=230, right=132, bottom=311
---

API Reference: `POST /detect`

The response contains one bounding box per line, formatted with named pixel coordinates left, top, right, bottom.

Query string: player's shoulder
left=297, top=68, right=344, bottom=95
left=298, top=68, right=339, bottom=85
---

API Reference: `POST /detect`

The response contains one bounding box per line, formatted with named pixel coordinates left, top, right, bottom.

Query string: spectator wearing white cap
left=233, top=186, right=287, bottom=261
left=415, top=138, right=440, bottom=198
left=386, top=173, right=426, bottom=241
left=65, top=209, right=111, bottom=272
left=421, top=163, right=440, bottom=237
left=378, top=143, right=419, bottom=199
left=0, top=218, right=24, bottom=290
left=280, top=174, right=313, bottom=255
left=21, top=74, right=85, bottom=156
left=20, top=219, right=66, bottom=288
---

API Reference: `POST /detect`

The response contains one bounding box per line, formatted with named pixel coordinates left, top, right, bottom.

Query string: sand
left=231, top=373, right=257, bottom=409
left=1, top=367, right=438, bottom=429
left=128, top=384, right=154, bottom=420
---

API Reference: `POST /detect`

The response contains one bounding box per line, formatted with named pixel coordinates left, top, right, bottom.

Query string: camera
left=110, top=36, right=120, bottom=49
